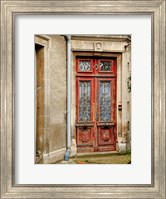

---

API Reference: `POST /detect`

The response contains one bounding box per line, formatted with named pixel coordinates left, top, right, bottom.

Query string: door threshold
left=76, top=151, right=119, bottom=158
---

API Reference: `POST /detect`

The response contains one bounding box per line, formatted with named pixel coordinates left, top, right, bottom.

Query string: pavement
left=56, top=153, right=131, bottom=164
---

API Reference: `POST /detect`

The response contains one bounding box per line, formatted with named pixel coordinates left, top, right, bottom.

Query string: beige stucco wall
left=48, top=35, right=67, bottom=153
left=35, top=35, right=67, bottom=163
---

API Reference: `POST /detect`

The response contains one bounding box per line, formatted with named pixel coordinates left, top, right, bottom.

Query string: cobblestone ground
left=57, top=154, right=131, bottom=164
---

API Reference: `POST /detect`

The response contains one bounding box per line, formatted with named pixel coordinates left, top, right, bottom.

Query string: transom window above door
left=76, top=58, right=116, bottom=75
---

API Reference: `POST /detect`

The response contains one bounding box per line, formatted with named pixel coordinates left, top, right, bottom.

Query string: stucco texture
left=49, top=35, right=67, bottom=152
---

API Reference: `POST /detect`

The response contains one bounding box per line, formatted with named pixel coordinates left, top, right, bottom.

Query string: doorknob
left=83, top=123, right=87, bottom=130
left=104, top=123, right=111, bottom=129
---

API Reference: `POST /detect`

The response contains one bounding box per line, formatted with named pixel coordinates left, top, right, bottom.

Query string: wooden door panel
left=76, top=127, right=93, bottom=146
left=98, top=127, right=114, bottom=145
left=76, top=127, right=95, bottom=152
left=96, top=78, right=116, bottom=150
left=76, top=77, right=95, bottom=152
left=98, top=145, right=116, bottom=152
left=97, top=126, right=116, bottom=151
left=76, top=57, right=117, bottom=153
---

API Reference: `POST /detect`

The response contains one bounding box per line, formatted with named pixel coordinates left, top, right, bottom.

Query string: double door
left=76, top=57, right=117, bottom=152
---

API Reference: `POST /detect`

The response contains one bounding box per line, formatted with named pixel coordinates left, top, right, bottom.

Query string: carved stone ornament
left=94, top=41, right=103, bottom=51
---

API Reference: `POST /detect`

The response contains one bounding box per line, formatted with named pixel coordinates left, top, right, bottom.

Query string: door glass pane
left=79, top=61, right=91, bottom=71
left=79, top=81, right=91, bottom=121
left=100, top=61, right=111, bottom=71
left=100, top=81, right=111, bottom=121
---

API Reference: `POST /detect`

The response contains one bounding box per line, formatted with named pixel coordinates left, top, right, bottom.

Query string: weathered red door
left=76, top=57, right=117, bottom=152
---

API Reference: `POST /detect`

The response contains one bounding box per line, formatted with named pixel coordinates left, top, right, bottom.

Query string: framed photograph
left=34, top=34, right=132, bottom=165
left=1, top=0, right=165, bottom=198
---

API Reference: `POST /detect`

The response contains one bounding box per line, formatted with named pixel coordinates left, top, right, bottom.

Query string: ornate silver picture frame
left=1, top=0, right=165, bottom=198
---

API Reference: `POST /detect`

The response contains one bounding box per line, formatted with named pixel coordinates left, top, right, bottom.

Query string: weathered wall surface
left=72, top=40, right=126, bottom=52
left=35, top=45, right=45, bottom=157
left=35, top=36, right=50, bottom=163
left=49, top=35, right=67, bottom=153
left=35, top=35, right=67, bottom=163
left=118, top=43, right=131, bottom=153
left=126, top=44, right=131, bottom=151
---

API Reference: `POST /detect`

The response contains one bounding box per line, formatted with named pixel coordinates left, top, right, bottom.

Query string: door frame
left=71, top=52, right=122, bottom=153
left=35, top=36, right=50, bottom=163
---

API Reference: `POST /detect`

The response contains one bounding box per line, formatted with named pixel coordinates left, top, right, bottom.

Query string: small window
left=100, top=61, right=111, bottom=71
left=79, top=60, right=91, bottom=72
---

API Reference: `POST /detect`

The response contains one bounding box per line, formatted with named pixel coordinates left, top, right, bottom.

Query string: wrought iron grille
left=100, top=61, right=111, bottom=71
left=100, top=81, right=111, bottom=121
left=79, top=61, right=91, bottom=71
left=79, top=81, right=91, bottom=121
